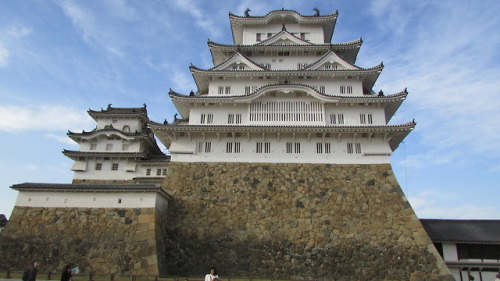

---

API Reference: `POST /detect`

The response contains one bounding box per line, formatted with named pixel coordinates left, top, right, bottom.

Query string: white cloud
left=235, top=1, right=269, bottom=16
left=105, top=0, right=137, bottom=20
left=144, top=55, right=169, bottom=71
left=6, top=24, right=33, bottom=37
left=0, top=105, right=93, bottom=132
left=25, top=164, right=38, bottom=171
left=169, top=69, right=196, bottom=93
left=416, top=205, right=499, bottom=220
left=45, top=133, right=79, bottom=146
left=53, top=0, right=125, bottom=57
left=409, top=189, right=498, bottom=219
left=0, top=45, right=8, bottom=67
left=172, top=0, right=221, bottom=38
left=368, top=0, right=418, bottom=36
left=365, top=2, right=500, bottom=170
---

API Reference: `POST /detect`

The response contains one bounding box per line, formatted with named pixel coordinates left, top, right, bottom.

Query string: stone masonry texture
left=0, top=162, right=454, bottom=280
left=161, top=162, right=453, bottom=281
left=0, top=207, right=166, bottom=276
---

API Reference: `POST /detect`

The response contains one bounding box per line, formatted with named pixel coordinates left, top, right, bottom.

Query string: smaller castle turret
left=64, top=105, right=169, bottom=184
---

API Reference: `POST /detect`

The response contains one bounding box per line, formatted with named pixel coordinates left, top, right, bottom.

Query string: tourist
left=60, top=265, right=72, bottom=281
left=205, top=267, right=219, bottom=281
left=28, top=262, right=40, bottom=281
left=494, top=272, right=500, bottom=281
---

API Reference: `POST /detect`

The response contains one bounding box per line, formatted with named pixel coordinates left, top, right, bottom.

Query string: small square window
left=111, top=163, right=119, bottom=170
left=95, top=163, right=102, bottom=170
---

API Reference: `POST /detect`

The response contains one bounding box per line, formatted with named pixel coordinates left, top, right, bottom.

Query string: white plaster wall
left=442, top=243, right=458, bottom=261
left=242, top=24, right=325, bottom=44
left=73, top=158, right=167, bottom=180
left=189, top=101, right=385, bottom=127
left=96, top=118, right=144, bottom=132
left=207, top=77, right=365, bottom=97
left=249, top=55, right=322, bottom=70
left=169, top=134, right=391, bottom=164
left=79, top=135, right=144, bottom=152
left=14, top=191, right=168, bottom=210
left=190, top=104, right=248, bottom=125
left=324, top=104, right=385, bottom=126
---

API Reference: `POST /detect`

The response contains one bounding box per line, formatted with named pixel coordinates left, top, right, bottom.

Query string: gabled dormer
left=258, top=29, right=313, bottom=46
left=211, top=52, right=266, bottom=71
left=306, top=50, right=360, bottom=71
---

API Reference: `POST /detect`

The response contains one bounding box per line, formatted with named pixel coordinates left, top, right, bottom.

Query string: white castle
left=5, top=9, right=456, bottom=281
left=65, top=105, right=168, bottom=183
left=150, top=9, right=413, bottom=165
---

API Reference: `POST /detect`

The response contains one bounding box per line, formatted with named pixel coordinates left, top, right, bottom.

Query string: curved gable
left=258, top=30, right=312, bottom=46
left=235, top=83, right=338, bottom=103
left=211, top=52, right=265, bottom=71
left=307, top=50, right=360, bottom=70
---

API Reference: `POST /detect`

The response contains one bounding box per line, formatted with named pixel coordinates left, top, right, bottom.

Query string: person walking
left=28, top=262, right=40, bottom=281
left=60, top=265, right=72, bottom=281
left=205, top=267, right=219, bottom=281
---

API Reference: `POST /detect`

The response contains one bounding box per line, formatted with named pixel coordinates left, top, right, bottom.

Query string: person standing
left=60, top=265, right=72, bottom=281
left=28, top=262, right=40, bottom=281
left=205, top=267, right=219, bottom=281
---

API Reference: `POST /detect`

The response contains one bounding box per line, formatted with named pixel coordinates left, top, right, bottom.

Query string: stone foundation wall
left=0, top=207, right=167, bottom=276
left=161, top=162, right=453, bottom=281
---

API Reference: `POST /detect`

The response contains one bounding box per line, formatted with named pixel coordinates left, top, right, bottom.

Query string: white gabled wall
left=96, top=117, right=144, bottom=132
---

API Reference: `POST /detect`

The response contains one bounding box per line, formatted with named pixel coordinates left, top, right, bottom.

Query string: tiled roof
left=229, top=9, right=338, bottom=19
left=420, top=219, right=500, bottom=244
left=10, top=183, right=173, bottom=200
left=208, top=40, right=362, bottom=66
left=67, top=127, right=151, bottom=137
left=189, top=63, right=382, bottom=73
left=229, top=9, right=338, bottom=45
left=87, top=105, right=149, bottom=121
left=208, top=39, right=362, bottom=48
left=62, top=150, right=147, bottom=158
left=189, top=65, right=383, bottom=96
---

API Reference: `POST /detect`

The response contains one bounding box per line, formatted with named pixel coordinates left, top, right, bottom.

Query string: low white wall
left=15, top=191, right=168, bottom=210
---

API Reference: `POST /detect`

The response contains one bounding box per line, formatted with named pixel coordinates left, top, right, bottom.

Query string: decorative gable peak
left=306, top=50, right=360, bottom=71
left=258, top=29, right=312, bottom=46
left=209, top=52, right=265, bottom=71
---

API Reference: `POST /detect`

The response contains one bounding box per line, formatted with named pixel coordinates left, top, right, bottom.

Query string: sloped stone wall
left=161, top=162, right=453, bottom=281
left=0, top=207, right=167, bottom=276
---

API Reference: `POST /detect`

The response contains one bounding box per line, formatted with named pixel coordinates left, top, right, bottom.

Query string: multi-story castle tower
left=151, top=11, right=411, bottom=164
left=151, top=9, right=453, bottom=280
left=64, top=104, right=169, bottom=184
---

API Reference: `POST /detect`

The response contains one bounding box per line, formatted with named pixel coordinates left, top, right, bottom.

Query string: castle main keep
left=0, top=9, right=454, bottom=281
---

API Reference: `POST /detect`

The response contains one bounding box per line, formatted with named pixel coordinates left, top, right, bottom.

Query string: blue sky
left=1, top=0, right=499, bottom=219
